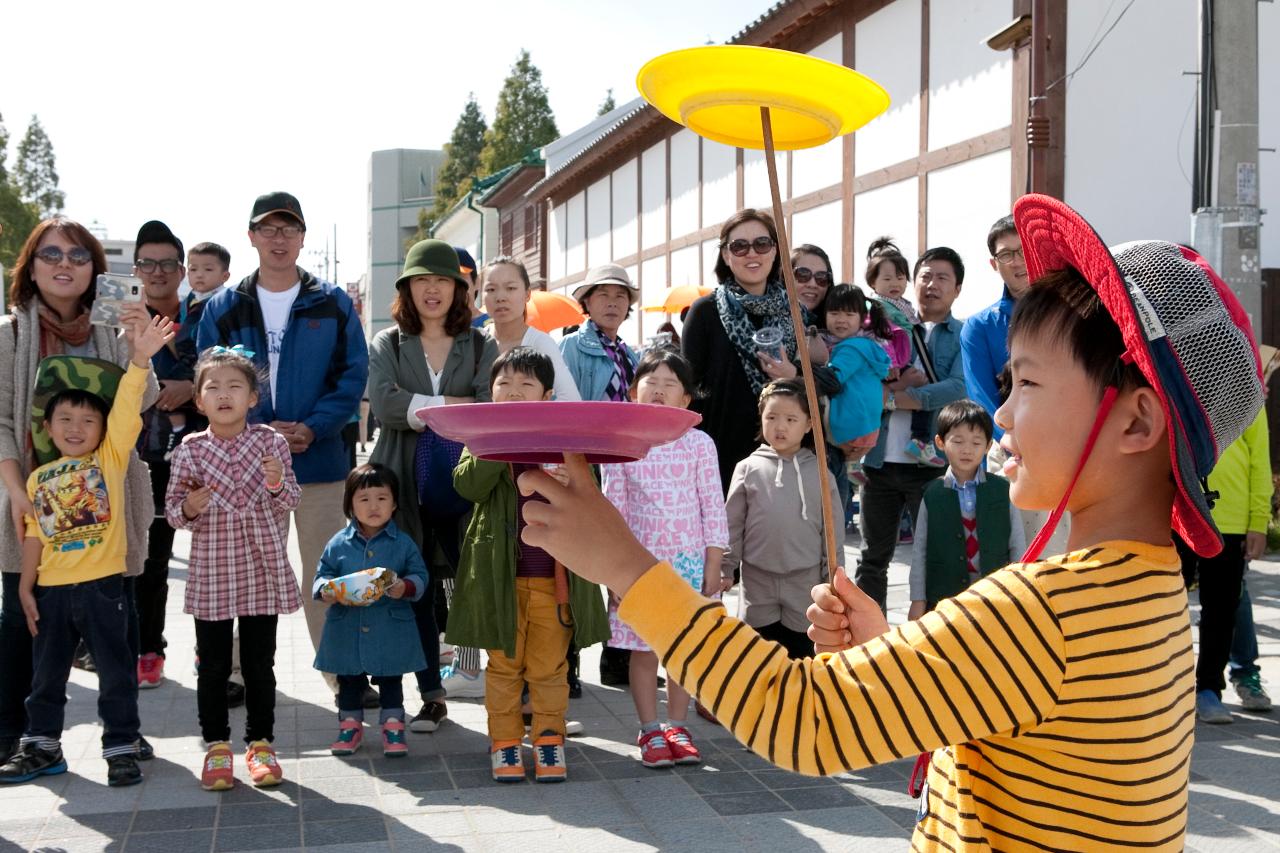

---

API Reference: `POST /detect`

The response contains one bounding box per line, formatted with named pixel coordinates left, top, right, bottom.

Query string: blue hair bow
left=210, top=344, right=256, bottom=358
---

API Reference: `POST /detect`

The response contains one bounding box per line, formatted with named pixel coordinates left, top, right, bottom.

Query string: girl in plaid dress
left=165, top=348, right=301, bottom=792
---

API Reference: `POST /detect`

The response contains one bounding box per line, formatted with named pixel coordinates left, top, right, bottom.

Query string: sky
left=2, top=0, right=778, bottom=285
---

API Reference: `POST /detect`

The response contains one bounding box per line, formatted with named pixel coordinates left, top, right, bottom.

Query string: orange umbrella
left=526, top=290, right=586, bottom=333
left=642, top=284, right=714, bottom=313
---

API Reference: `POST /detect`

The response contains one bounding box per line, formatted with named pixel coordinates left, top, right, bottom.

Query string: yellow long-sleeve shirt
left=25, top=363, right=148, bottom=586
left=620, top=541, right=1191, bottom=852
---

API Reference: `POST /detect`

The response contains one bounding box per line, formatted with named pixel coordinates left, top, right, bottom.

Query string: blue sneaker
left=1195, top=689, right=1232, bottom=724
left=0, top=743, right=67, bottom=783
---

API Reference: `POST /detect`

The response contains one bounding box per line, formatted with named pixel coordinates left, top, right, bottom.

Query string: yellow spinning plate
left=636, top=45, right=890, bottom=151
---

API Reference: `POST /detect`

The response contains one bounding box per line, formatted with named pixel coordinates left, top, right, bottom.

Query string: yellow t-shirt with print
left=25, top=363, right=148, bottom=586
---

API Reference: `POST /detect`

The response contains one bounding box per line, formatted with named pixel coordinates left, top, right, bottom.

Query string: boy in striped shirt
left=515, top=196, right=1264, bottom=852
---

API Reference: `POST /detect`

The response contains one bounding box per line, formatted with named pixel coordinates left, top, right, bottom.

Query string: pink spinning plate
left=417, top=401, right=702, bottom=464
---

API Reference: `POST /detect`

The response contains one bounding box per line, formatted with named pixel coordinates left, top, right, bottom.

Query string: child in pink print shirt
left=601, top=349, right=729, bottom=769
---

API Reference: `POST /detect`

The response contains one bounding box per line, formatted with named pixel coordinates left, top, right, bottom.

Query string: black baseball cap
left=249, top=192, right=305, bottom=228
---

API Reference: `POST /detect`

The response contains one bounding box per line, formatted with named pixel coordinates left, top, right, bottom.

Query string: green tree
left=480, top=50, right=558, bottom=174
left=597, top=89, right=616, bottom=116
left=405, top=206, right=434, bottom=251
left=0, top=113, right=40, bottom=275
left=433, top=95, right=488, bottom=220
left=14, top=115, right=65, bottom=219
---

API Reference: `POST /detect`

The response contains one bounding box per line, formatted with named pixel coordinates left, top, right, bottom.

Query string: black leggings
left=194, top=616, right=278, bottom=744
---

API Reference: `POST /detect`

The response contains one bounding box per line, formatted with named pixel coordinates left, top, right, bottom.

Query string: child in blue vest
left=907, top=400, right=1025, bottom=619
left=314, top=463, right=428, bottom=759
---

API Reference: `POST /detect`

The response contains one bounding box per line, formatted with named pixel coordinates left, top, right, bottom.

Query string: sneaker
left=137, top=653, right=163, bottom=689
left=227, top=681, right=246, bottom=708
left=382, top=719, right=408, bottom=758
left=330, top=719, right=363, bottom=756
left=1195, top=689, right=1233, bottom=724
left=663, top=725, right=702, bottom=765
left=106, top=755, right=143, bottom=787
left=637, top=729, right=674, bottom=768
left=72, top=642, right=96, bottom=673
left=490, top=738, right=525, bottom=783
left=1231, top=672, right=1273, bottom=712
left=136, top=735, right=155, bottom=761
left=441, top=668, right=485, bottom=699
left=410, top=700, right=447, bottom=733
left=0, top=743, right=67, bottom=784
left=244, top=740, right=283, bottom=787
left=533, top=731, right=567, bottom=783
left=200, top=742, right=234, bottom=791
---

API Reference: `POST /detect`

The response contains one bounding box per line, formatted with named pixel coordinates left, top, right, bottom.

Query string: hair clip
left=211, top=344, right=256, bottom=358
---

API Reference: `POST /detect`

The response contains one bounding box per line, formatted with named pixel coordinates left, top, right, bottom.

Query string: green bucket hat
left=397, top=239, right=469, bottom=289
left=31, top=356, right=126, bottom=466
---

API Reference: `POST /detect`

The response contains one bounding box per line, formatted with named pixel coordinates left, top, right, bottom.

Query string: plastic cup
left=752, top=327, right=784, bottom=361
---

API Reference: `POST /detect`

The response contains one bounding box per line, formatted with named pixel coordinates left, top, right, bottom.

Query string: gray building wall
left=366, top=148, right=445, bottom=339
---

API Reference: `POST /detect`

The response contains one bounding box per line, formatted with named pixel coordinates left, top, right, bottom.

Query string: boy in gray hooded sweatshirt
left=724, top=380, right=844, bottom=660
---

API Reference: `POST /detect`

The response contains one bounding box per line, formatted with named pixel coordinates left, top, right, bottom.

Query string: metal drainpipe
left=466, top=192, right=484, bottom=263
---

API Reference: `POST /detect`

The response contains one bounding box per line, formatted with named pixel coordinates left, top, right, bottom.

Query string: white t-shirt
left=883, top=321, right=937, bottom=464
left=257, top=281, right=301, bottom=403
left=519, top=327, right=582, bottom=401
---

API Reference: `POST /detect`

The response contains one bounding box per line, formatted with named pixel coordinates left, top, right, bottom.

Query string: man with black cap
left=131, top=221, right=200, bottom=692
left=197, top=192, right=369, bottom=697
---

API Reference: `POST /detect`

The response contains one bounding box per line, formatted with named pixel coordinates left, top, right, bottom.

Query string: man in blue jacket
left=197, top=192, right=369, bottom=693
left=856, top=247, right=967, bottom=611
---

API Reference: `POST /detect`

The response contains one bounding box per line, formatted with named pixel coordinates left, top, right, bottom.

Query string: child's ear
left=249, top=390, right=260, bottom=409
left=1116, top=387, right=1168, bottom=454
left=935, top=434, right=946, bottom=451
left=541, top=389, right=554, bottom=401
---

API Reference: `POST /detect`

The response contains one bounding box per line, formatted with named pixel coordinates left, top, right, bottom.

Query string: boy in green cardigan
left=447, top=348, right=608, bottom=784
left=907, top=400, right=1025, bottom=619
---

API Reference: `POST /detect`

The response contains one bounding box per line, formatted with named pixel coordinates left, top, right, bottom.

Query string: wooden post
left=760, top=106, right=841, bottom=576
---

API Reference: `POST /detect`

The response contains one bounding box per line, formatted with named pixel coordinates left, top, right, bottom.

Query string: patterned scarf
left=598, top=326, right=635, bottom=402
left=37, top=301, right=92, bottom=357
left=714, top=280, right=797, bottom=396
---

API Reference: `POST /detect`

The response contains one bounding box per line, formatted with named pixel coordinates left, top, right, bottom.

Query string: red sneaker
left=245, top=740, right=283, bottom=787
left=637, top=729, right=674, bottom=768
left=663, top=725, right=702, bottom=765
left=381, top=719, right=408, bottom=758
left=329, top=719, right=363, bottom=756
left=199, top=742, right=234, bottom=791
left=137, top=653, right=163, bottom=689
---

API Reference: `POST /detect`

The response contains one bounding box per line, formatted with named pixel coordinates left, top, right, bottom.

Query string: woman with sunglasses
left=682, top=210, right=840, bottom=495
left=0, top=217, right=158, bottom=767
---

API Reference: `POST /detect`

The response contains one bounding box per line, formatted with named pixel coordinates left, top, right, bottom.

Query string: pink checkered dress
left=165, top=424, right=303, bottom=622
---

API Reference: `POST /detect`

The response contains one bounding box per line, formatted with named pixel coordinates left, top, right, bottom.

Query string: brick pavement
left=1, top=525, right=1277, bottom=852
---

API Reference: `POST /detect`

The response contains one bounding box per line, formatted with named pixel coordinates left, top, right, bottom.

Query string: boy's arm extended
left=99, top=364, right=152, bottom=470
left=452, top=449, right=507, bottom=503
left=516, top=454, right=1065, bottom=777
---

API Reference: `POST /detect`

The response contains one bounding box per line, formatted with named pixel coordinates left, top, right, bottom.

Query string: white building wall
left=548, top=203, right=566, bottom=283
left=566, top=192, right=586, bottom=275
left=1064, top=0, right=1197, bottom=246
left=853, top=177, right=919, bottom=283
left=612, top=159, right=640, bottom=261
left=640, top=255, right=667, bottom=309
left=927, top=0, right=1012, bottom=151
left=927, top=149, right=1013, bottom=319
left=670, top=130, right=701, bottom=238
left=791, top=201, right=845, bottom=280
left=792, top=35, right=846, bottom=199
left=620, top=262, right=641, bottom=346
left=586, top=177, right=611, bottom=269
left=702, top=141, right=738, bottom=230
left=743, top=149, right=789, bottom=211
left=855, top=0, right=921, bottom=176
left=641, top=142, right=667, bottom=250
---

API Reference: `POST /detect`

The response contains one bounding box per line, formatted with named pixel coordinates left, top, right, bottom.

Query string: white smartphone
left=90, top=274, right=144, bottom=328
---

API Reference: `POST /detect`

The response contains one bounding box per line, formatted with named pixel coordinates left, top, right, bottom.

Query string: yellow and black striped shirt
left=618, top=541, right=1191, bottom=851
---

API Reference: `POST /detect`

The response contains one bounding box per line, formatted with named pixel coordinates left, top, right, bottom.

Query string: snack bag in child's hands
left=323, top=568, right=399, bottom=606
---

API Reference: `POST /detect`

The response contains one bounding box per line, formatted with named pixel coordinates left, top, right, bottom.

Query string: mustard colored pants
left=485, top=577, right=571, bottom=740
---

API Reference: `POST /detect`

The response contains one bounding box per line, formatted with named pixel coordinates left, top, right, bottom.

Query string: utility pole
left=1193, top=0, right=1263, bottom=339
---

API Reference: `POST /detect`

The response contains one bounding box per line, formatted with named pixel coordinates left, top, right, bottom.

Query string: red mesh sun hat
left=1013, top=194, right=1263, bottom=558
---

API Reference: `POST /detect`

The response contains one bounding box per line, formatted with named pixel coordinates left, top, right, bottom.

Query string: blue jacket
left=959, top=288, right=1015, bottom=438
left=196, top=268, right=369, bottom=484
left=828, top=336, right=891, bottom=444
left=559, top=320, right=639, bottom=401
left=311, top=521, right=427, bottom=677
left=865, top=315, right=966, bottom=468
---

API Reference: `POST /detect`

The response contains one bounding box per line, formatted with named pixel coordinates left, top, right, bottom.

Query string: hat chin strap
left=1020, top=354, right=1133, bottom=562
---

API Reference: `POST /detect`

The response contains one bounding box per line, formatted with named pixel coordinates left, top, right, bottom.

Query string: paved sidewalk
left=1, top=525, right=1277, bottom=852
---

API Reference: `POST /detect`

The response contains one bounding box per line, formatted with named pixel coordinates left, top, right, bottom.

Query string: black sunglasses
left=725, top=236, right=777, bottom=257
left=35, top=246, right=94, bottom=267
left=135, top=258, right=182, bottom=274
left=793, top=267, right=832, bottom=286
